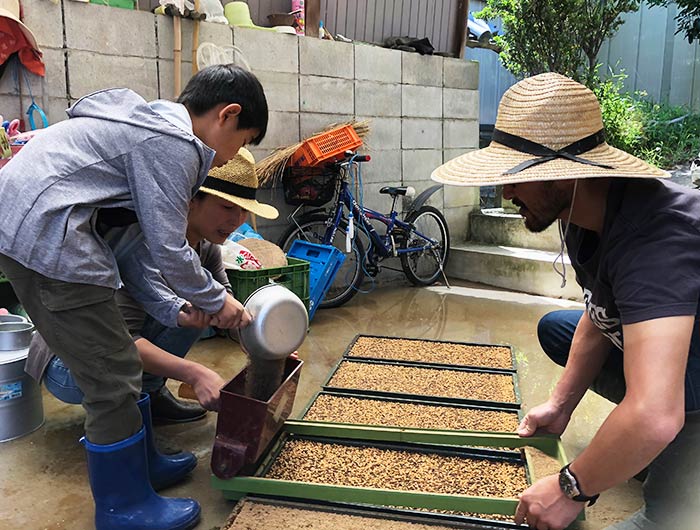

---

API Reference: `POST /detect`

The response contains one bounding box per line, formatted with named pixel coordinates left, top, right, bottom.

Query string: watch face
left=559, top=468, right=580, bottom=498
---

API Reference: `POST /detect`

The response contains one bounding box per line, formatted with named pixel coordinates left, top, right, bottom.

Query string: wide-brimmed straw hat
left=200, top=148, right=279, bottom=219
left=0, top=0, right=40, bottom=52
left=432, top=72, right=669, bottom=187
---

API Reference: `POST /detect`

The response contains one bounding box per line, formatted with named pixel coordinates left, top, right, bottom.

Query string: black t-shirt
left=566, top=178, right=700, bottom=356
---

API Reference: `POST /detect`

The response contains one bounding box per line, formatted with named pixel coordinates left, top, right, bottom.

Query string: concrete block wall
left=1, top=0, right=481, bottom=283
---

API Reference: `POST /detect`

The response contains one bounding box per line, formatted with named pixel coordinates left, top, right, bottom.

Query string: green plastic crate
left=89, top=0, right=135, bottom=9
left=226, top=257, right=310, bottom=311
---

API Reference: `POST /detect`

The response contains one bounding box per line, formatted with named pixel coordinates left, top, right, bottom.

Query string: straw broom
left=256, top=119, right=371, bottom=187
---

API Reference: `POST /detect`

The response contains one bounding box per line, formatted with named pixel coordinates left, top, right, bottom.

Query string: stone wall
left=1, top=0, right=480, bottom=281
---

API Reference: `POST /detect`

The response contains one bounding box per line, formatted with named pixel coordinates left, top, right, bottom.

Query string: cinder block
left=158, top=59, right=195, bottom=100
left=0, top=48, right=66, bottom=99
left=355, top=43, right=401, bottom=83
left=68, top=51, right=158, bottom=101
left=443, top=58, right=479, bottom=89
left=402, top=149, right=443, bottom=182
left=402, top=53, right=442, bottom=86
left=23, top=0, right=63, bottom=49
left=257, top=112, right=300, bottom=151
left=444, top=185, right=480, bottom=208
left=300, top=38, right=354, bottom=78
left=444, top=148, right=474, bottom=163
left=402, top=85, right=442, bottom=118
left=354, top=81, right=400, bottom=117
left=7, top=95, right=70, bottom=127
left=401, top=180, right=444, bottom=211
left=254, top=71, right=299, bottom=113
left=443, top=205, right=474, bottom=242
left=300, top=76, right=353, bottom=114
left=233, top=27, right=298, bottom=74
left=65, top=3, right=156, bottom=58
left=300, top=113, right=352, bottom=139
left=355, top=116, right=401, bottom=151
left=158, top=18, right=233, bottom=64
left=402, top=118, right=442, bottom=149
left=444, top=88, right=479, bottom=120
left=443, top=120, right=479, bottom=149
left=360, top=149, right=401, bottom=185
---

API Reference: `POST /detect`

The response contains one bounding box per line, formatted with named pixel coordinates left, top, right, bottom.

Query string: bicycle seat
left=379, top=186, right=409, bottom=196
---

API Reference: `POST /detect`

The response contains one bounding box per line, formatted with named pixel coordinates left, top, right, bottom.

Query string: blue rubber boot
left=81, top=428, right=200, bottom=530
left=137, top=393, right=198, bottom=490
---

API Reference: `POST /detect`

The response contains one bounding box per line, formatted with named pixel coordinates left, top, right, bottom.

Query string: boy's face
left=195, top=103, right=260, bottom=168
left=188, top=194, right=249, bottom=244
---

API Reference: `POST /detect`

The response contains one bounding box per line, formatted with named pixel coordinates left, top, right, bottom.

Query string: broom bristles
left=256, top=119, right=371, bottom=187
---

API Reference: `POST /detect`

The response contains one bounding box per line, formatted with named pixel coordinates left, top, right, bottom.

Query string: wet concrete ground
left=0, top=280, right=641, bottom=529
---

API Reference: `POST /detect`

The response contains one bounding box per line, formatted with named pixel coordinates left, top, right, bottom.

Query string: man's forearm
left=135, top=337, right=204, bottom=385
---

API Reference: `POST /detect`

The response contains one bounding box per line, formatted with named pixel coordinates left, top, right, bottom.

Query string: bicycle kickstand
left=432, top=248, right=451, bottom=289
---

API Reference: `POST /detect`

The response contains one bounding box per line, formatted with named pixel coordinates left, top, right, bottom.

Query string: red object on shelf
left=290, top=124, right=362, bottom=167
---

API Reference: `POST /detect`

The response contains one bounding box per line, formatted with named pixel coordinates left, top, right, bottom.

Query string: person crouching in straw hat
left=432, top=72, right=700, bottom=530
left=24, top=147, right=279, bottom=493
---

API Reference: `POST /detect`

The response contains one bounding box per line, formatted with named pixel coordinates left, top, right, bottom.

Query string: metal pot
left=0, top=322, right=35, bottom=351
left=0, top=314, right=27, bottom=325
left=238, top=284, right=308, bottom=361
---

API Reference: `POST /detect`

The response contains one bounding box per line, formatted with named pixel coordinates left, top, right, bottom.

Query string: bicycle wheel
left=278, top=214, right=366, bottom=308
left=400, top=205, right=450, bottom=286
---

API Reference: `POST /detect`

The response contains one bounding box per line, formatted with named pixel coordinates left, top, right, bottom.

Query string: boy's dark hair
left=178, top=64, right=268, bottom=145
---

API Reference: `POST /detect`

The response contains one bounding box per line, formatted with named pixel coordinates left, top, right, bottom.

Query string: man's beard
left=518, top=182, right=571, bottom=233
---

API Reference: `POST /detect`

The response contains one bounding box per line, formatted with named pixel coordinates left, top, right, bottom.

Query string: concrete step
left=447, top=242, right=582, bottom=300
left=470, top=210, right=561, bottom=252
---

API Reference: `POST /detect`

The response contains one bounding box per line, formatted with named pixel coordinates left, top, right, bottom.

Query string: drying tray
left=212, top=421, right=569, bottom=523
left=322, top=358, right=522, bottom=410
left=342, top=334, right=516, bottom=373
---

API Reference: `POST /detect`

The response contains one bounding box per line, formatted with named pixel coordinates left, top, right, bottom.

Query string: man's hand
left=211, top=293, right=252, bottom=329
left=190, top=366, right=226, bottom=411
left=518, top=400, right=571, bottom=437
left=515, top=474, right=585, bottom=529
left=176, top=303, right=212, bottom=329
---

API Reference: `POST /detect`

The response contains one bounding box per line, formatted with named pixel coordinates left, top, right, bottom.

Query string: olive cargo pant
left=0, top=254, right=142, bottom=444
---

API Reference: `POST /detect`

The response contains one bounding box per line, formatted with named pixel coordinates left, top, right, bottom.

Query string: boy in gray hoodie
left=0, top=64, right=268, bottom=530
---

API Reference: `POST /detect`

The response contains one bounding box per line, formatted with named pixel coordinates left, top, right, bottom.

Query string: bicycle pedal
left=366, top=264, right=380, bottom=277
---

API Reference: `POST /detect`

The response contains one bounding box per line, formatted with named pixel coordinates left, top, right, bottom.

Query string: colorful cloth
left=0, top=18, right=44, bottom=76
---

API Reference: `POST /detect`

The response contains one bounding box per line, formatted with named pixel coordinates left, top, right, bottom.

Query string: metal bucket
left=0, top=314, right=27, bottom=325
left=0, top=322, right=44, bottom=442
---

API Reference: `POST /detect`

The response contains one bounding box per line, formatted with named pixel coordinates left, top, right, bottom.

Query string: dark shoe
left=148, top=385, right=206, bottom=425
left=81, top=428, right=200, bottom=530
left=138, top=393, right=198, bottom=490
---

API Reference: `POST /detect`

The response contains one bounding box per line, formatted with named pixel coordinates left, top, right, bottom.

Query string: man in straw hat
left=23, top=148, right=278, bottom=489
left=432, top=72, right=700, bottom=529
left=0, top=64, right=268, bottom=530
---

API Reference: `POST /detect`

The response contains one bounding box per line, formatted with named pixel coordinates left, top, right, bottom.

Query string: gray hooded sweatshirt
left=0, top=88, right=226, bottom=314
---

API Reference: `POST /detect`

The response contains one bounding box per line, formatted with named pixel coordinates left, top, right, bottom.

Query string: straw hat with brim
left=432, top=72, right=669, bottom=187
left=0, top=0, right=40, bottom=52
left=200, top=148, right=279, bottom=219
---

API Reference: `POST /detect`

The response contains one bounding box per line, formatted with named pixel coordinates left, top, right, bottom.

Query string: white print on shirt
left=583, top=288, right=623, bottom=351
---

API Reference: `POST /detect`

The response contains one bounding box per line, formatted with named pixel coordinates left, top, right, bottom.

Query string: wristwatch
left=559, top=464, right=600, bottom=506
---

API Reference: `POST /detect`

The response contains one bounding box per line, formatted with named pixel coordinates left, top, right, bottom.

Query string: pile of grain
left=305, top=394, right=519, bottom=432
left=327, top=362, right=516, bottom=403
left=348, top=337, right=513, bottom=369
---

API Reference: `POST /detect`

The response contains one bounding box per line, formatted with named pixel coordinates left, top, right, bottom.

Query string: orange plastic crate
left=290, top=125, right=362, bottom=167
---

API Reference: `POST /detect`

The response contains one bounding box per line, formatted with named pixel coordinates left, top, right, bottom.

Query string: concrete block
left=354, top=43, right=401, bottom=83
left=444, top=185, right=480, bottom=209
left=469, top=211, right=561, bottom=251
left=401, top=150, right=443, bottom=183
left=300, top=76, right=353, bottom=114
left=257, top=112, right=300, bottom=151
left=300, top=38, right=354, bottom=78
left=65, top=3, right=156, bottom=58
left=0, top=48, right=66, bottom=99
left=444, top=148, right=473, bottom=163
left=443, top=119, right=479, bottom=149
left=355, top=116, right=401, bottom=151
left=401, top=85, right=442, bottom=118
left=401, top=180, right=444, bottom=211
left=68, top=51, right=158, bottom=101
left=354, top=81, right=400, bottom=117
left=443, top=58, right=479, bottom=89
left=402, top=118, right=442, bottom=149
left=444, top=88, right=479, bottom=120
left=158, top=18, right=232, bottom=65
left=233, top=27, right=298, bottom=74
left=361, top=149, right=401, bottom=185
left=254, top=71, right=299, bottom=113
left=300, top=113, right=352, bottom=139
left=4, top=95, right=70, bottom=127
left=402, top=53, right=442, bottom=86
left=23, top=0, right=63, bottom=49
left=158, top=59, right=194, bottom=100
left=443, top=206, right=473, bottom=243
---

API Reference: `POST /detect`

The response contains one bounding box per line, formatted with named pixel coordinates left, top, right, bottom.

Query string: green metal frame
left=212, top=421, right=568, bottom=518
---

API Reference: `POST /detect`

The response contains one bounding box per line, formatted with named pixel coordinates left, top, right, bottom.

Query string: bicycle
left=278, top=151, right=450, bottom=309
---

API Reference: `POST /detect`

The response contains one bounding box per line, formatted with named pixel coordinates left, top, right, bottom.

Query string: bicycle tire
left=400, top=205, right=450, bottom=286
left=278, top=214, right=366, bottom=309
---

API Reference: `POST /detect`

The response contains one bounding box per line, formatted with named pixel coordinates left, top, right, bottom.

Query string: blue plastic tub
left=287, top=240, right=345, bottom=321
